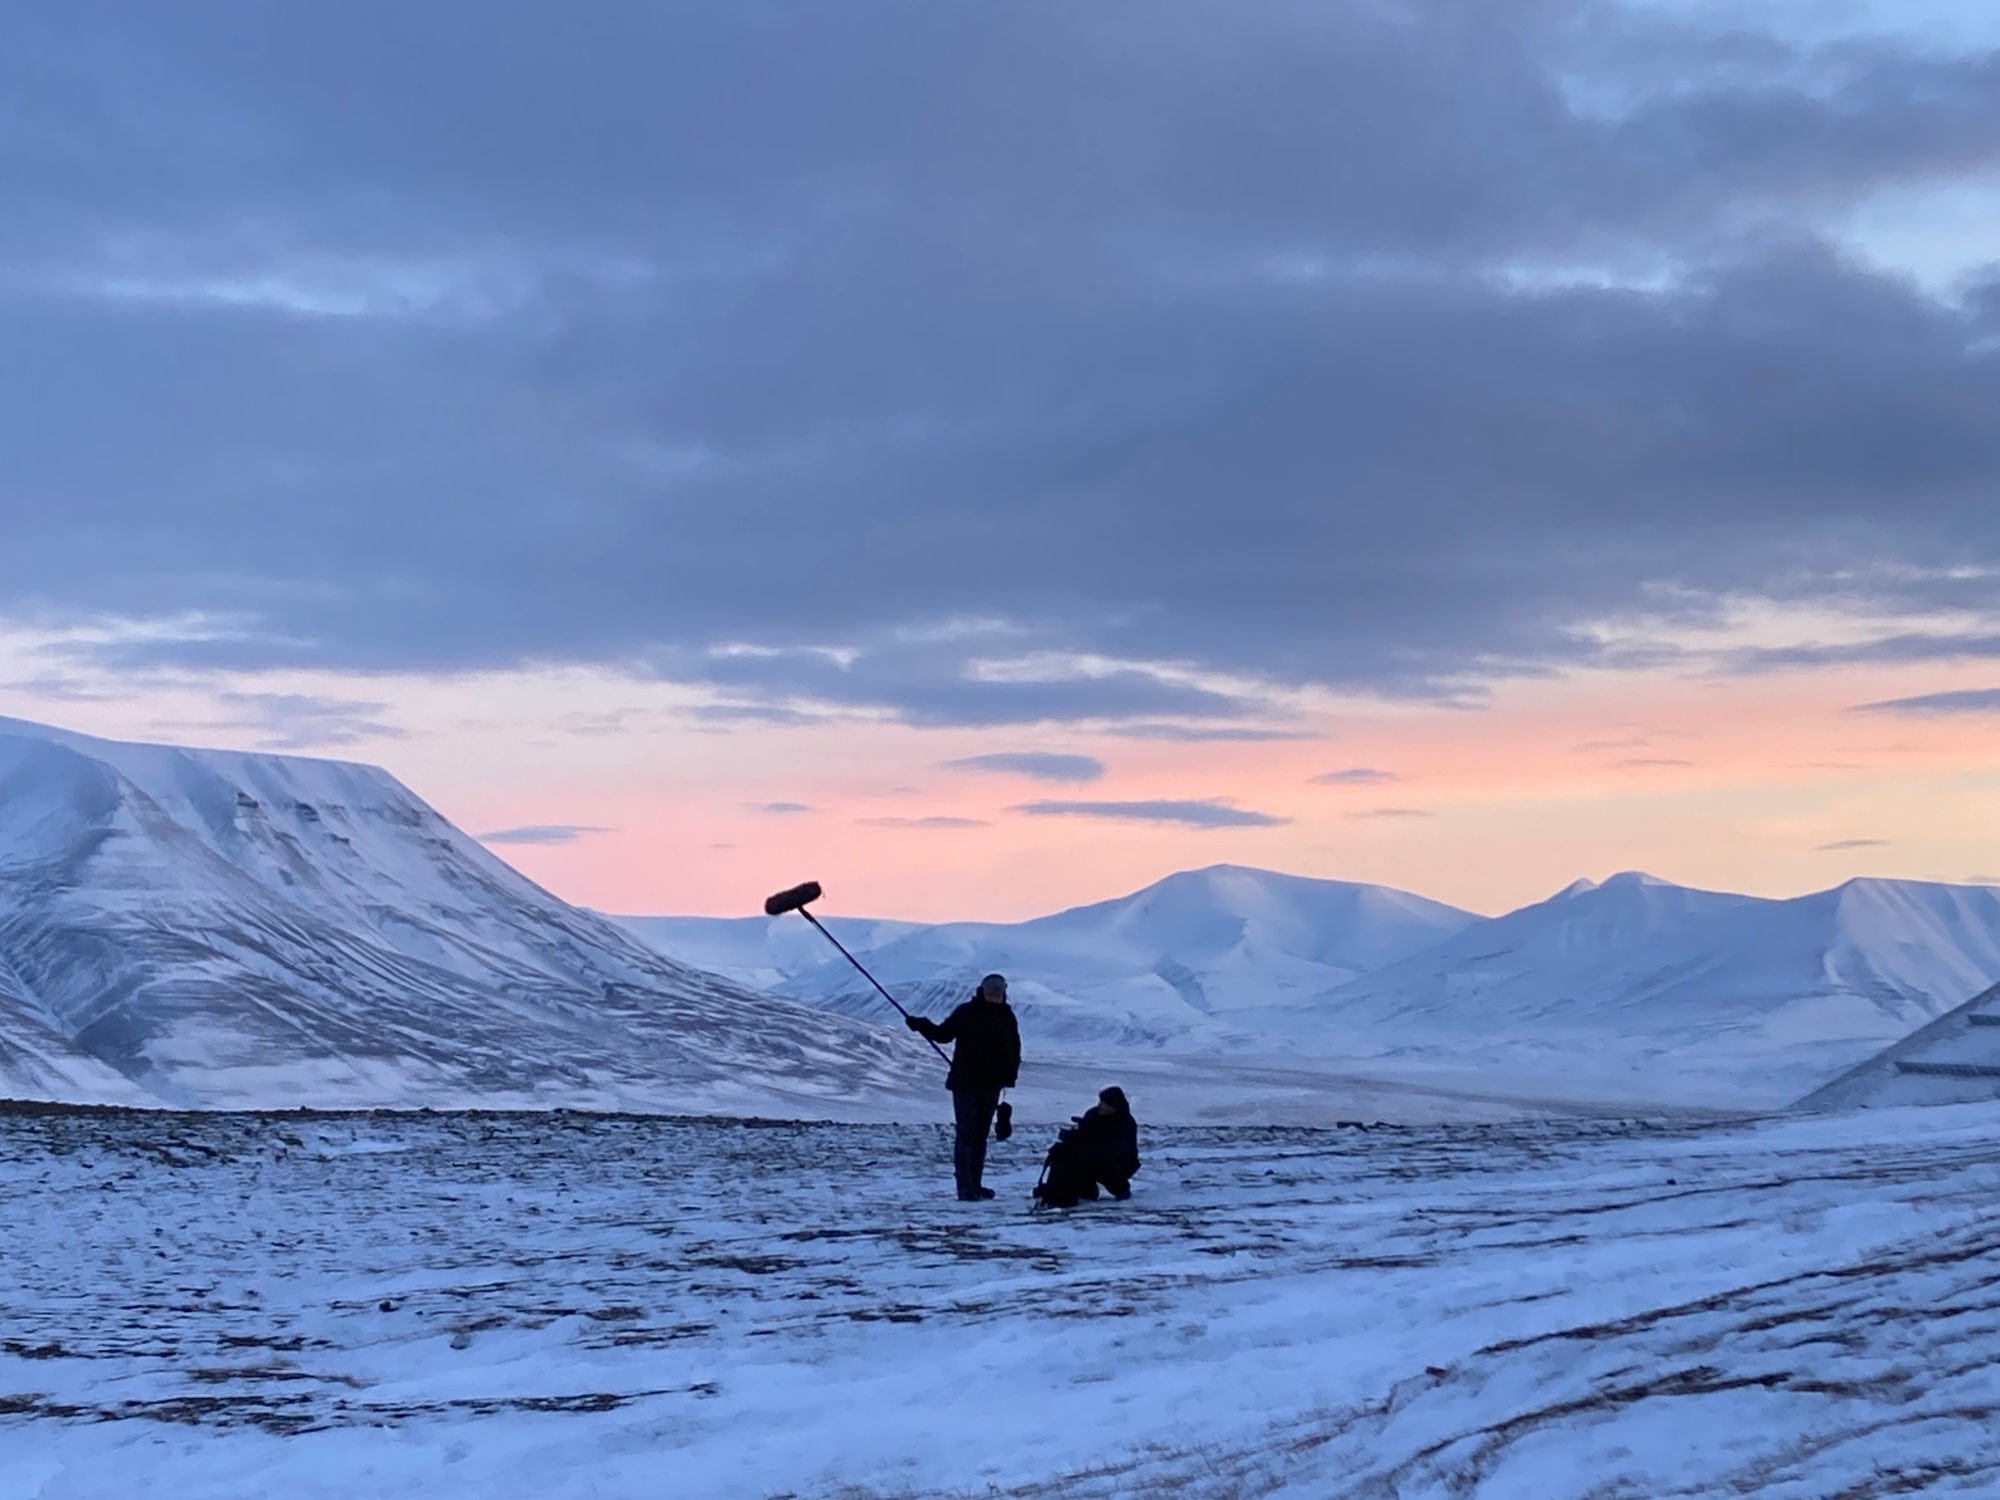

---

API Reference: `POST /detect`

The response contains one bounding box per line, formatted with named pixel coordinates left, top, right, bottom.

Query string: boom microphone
left=760, top=876, right=953, bottom=1068
left=763, top=880, right=823, bottom=917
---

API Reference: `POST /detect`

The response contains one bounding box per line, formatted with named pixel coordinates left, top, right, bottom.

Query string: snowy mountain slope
left=1013, top=864, right=1479, bottom=1002
left=1797, top=979, right=2000, bottom=1111
left=0, top=717, right=924, bottom=1112
left=619, top=867, right=2000, bottom=1106
left=0, top=982, right=154, bottom=1106
left=1282, top=872, right=1764, bottom=1033
left=1295, top=871, right=2000, bottom=1106
left=623, top=866, right=1483, bottom=1051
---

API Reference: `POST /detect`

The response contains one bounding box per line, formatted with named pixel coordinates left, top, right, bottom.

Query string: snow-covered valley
left=7, top=1102, right=1999, bottom=1498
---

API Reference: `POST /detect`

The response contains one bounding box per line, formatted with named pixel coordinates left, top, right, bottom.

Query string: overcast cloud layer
left=2, top=1, right=1998, bottom=729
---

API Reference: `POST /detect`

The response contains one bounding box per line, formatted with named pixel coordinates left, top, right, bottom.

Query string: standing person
left=907, top=973, right=1021, bottom=1201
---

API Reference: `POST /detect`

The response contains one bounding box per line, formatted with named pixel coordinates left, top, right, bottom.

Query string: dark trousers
left=1037, top=1142, right=1132, bottom=1208
left=951, top=1087, right=1001, bottom=1198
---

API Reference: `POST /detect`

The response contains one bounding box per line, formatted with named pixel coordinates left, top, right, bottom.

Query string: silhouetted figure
left=908, top=972, right=1020, bottom=1201
left=1034, top=1086, right=1140, bottom=1209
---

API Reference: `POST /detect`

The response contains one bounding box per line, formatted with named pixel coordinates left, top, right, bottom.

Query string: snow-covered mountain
left=13, top=708, right=1997, bottom=1119
left=620, top=866, right=1481, bottom=1051
left=1295, top=871, right=2000, bottom=1107
left=0, top=717, right=923, bottom=1113
left=622, top=868, right=2000, bottom=1110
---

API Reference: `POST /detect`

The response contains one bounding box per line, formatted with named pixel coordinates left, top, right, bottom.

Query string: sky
left=1, top=0, right=1998, bottom=923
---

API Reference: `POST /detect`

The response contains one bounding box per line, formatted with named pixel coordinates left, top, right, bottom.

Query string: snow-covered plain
left=8, top=1101, right=1999, bottom=1499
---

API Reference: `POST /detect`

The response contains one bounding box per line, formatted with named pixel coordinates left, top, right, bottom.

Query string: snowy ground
left=7, top=1102, right=2000, bottom=1499
left=1012, top=1054, right=1713, bottom=1127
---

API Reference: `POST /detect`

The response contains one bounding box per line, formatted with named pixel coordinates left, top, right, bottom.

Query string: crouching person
left=1034, top=1087, right=1140, bottom=1209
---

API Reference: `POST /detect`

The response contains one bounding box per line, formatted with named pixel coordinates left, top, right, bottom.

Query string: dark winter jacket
left=1064, top=1105, right=1140, bottom=1184
left=913, top=999, right=1020, bottom=1094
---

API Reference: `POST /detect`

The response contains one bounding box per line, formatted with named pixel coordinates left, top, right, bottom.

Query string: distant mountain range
left=618, top=868, right=2000, bottom=1109
left=627, top=866, right=1475, bottom=1052
left=0, top=717, right=922, bottom=1113
left=6, top=713, right=1998, bottom=1117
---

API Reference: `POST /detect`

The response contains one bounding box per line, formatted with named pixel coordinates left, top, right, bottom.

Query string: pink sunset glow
left=4, top=642, right=1976, bottom=926
left=470, top=662, right=1999, bottom=921
left=5, top=628, right=1994, bottom=924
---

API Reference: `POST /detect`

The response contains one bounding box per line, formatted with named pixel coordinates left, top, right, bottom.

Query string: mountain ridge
left=0, top=717, right=926, bottom=1113
left=619, top=862, right=1483, bottom=1051
left=621, top=865, right=2000, bottom=1108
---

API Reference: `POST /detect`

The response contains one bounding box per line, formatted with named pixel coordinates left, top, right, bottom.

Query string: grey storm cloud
left=1817, top=838, right=1891, bottom=852
left=2, top=4, right=1999, bottom=725
left=478, top=824, right=612, bottom=846
left=209, top=692, right=406, bottom=750
left=1107, top=723, right=1322, bottom=743
left=1853, top=688, right=2000, bottom=716
left=2, top=675, right=122, bottom=704
left=683, top=647, right=1262, bottom=727
left=1014, top=799, right=1289, bottom=830
left=555, top=709, right=645, bottom=738
left=1311, top=768, right=1400, bottom=786
left=684, top=703, right=833, bottom=728
left=748, top=801, right=815, bottom=816
left=1572, top=734, right=1678, bottom=753
left=1728, top=632, right=2000, bottom=673
left=943, top=752, right=1106, bottom=784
